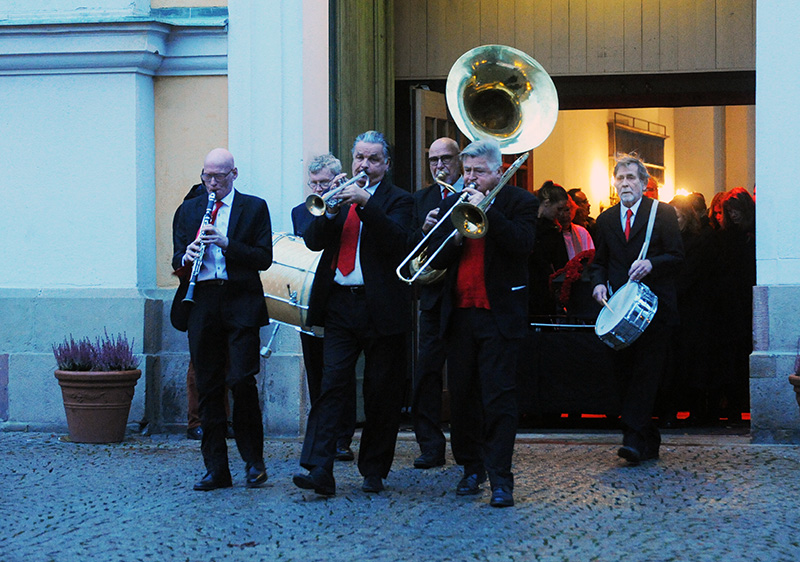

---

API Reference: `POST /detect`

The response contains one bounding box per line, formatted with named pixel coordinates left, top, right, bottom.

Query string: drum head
left=595, top=282, right=637, bottom=336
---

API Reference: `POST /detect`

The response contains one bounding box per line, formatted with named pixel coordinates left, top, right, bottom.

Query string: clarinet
left=183, top=192, right=216, bottom=303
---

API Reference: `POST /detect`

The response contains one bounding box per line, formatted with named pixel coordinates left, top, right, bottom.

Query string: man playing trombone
left=409, top=137, right=462, bottom=469
left=426, top=138, right=538, bottom=508
left=293, top=131, right=413, bottom=496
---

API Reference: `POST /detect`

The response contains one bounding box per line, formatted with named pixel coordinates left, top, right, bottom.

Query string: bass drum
left=594, top=281, right=658, bottom=350
left=261, top=233, right=323, bottom=336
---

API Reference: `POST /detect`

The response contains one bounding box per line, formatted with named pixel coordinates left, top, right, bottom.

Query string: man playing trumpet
left=293, top=131, right=412, bottom=496
left=427, top=138, right=538, bottom=507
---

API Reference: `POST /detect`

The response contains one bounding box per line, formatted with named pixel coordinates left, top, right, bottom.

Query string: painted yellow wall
left=726, top=105, right=756, bottom=192
left=151, top=0, right=226, bottom=7
left=155, top=75, right=228, bottom=288
left=532, top=107, right=678, bottom=213
left=674, top=106, right=717, bottom=200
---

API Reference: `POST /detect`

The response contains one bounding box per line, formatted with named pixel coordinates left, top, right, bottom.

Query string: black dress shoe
left=617, top=445, right=642, bottom=464
left=292, top=467, right=336, bottom=496
left=335, top=445, right=355, bottom=461
left=193, top=471, right=232, bottom=491
left=245, top=464, right=268, bottom=488
left=455, top=472, right=486, bottom=496
left=186, top=426, right=202, bottom=440
left=361, top=475, right=384, bottom=493
left=489, top=487, right=515, bottom=508
left=413, top=451, right=445, bottom=469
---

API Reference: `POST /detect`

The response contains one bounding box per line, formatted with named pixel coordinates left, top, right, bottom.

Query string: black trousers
left=411, top=304, right=447, bottom=456
left=187, top=283, right=264, bottom=475
left=446, top=308, right=520, bottom=490
left=612, top=320, right=672, bottom=456
left=300, top=331, right=356, bottom=448
left=300, top=286, right=406, bottom=478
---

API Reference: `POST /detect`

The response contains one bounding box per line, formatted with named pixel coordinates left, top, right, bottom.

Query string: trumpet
left=305, top=171, right=368, bottom=216
left=183, top=191, right=216, bottom=303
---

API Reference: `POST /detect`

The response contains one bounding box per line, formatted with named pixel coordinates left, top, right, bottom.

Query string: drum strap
left=635, top=200, right=659, bottom=262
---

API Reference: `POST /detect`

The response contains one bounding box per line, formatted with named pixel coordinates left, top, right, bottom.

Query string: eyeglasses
left=428, top=155, right=456, bottom=166
left=201, top=169, right=233, bottom=183
left=307, top=180, right=332, bottom=189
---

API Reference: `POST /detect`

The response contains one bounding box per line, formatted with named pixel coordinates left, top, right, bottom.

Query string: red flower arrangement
left=549, top=249, right=596, bottom=306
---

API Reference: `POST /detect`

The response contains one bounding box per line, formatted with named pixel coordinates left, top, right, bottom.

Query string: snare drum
left=261, top=233, right=322, bottom=336
left=594, top=281, right=658, bottom=350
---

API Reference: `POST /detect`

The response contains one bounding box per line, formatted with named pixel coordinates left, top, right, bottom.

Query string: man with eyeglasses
left=171, top=148, right=273, bottom=492
left=427, top=138, right=538, bottom=508
left=290, top=153, right=357, bottom=462
left=408, top=137, right=462, bottom=469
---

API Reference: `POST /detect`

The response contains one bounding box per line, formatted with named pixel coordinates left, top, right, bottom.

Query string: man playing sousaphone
left=409, top=137, right=463, bottom=470
left=590, top=154, right=683, bottom=465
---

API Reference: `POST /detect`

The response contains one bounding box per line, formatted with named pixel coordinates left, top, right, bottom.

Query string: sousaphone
left=399, top=45, right=558, bottom=284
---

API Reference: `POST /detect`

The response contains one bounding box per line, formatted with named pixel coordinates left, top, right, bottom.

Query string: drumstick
left=601, top=298, right=614, bottom=314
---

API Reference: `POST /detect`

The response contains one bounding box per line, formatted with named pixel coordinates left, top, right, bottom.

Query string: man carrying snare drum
left=590, top=154, right=683, bottom=465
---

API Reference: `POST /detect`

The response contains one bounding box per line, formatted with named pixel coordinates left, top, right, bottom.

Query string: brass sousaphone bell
left=398, top=45, right=559, bottom=285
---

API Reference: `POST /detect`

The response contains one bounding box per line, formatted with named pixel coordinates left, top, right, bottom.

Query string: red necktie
left=442, top=188, right=447, bottom=199
left=624, top=208, right=633, bottom=241
left=337, top=204, right=360, bottom=276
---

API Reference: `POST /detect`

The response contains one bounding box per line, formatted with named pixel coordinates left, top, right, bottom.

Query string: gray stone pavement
left=1, top=429, right=799, bottom=562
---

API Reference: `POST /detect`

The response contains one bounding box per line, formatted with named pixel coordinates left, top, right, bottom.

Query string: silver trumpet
left=305, top=171, right=368, bottom=216
left=183, top=191, right=216, bottom=303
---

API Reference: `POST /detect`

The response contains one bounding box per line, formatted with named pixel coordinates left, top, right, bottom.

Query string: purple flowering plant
left=53, top=329, right=140, bottom=372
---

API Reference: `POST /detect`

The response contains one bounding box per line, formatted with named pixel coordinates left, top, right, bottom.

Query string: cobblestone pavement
left=1, top=430, right=799, bottom=562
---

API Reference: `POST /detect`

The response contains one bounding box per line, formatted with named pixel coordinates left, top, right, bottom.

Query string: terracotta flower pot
left=789, top=374, right=800, bottom=410
left=54, top=369, right=141, bottom=443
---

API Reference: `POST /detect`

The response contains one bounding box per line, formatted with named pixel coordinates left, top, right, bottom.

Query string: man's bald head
left=201, top=148, right=237, bottom=198
left=428, top=137, right=461, bottom=185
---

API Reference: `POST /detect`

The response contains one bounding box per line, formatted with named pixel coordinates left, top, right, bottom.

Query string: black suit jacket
left=303, top=180, right=413, bottom=335
left=171, top=189, right=273, bottom=329
left=429, top=185, right=539, bottom=340
left=589, top=197, right=683, bottom=326
left=291, top=202, right=314, bottom=237
left=409, top=183, right=452, bottom=311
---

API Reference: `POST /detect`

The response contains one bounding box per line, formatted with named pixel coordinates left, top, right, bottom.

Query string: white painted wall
left=756, top=0, right=800, bottom=285
left=228, top=0, right=330, bottom=235
left=1, top=72, right=154, bottom=288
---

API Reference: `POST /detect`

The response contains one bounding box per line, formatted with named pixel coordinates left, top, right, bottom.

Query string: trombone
left=396, top=153, right=529, bottom=285
left=396, top=190, right=470, bottom=285
left=305, top=171, right=368, bottom=216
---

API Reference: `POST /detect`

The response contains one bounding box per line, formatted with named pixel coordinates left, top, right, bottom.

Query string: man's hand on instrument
left=337, top=184, right=371, bottom=208
left=628, top=259, right=652, bottom=281
left=328, top=173, right=348, bottom=191
left=184, top=238, right=203, bottom=263
left=592, top=284, right=608, bottom=304
left=462, top=185, right=485, bottom=207
left=422, top=208, right=440, bottom=234
left=199, top=224, right=229, bottom=250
